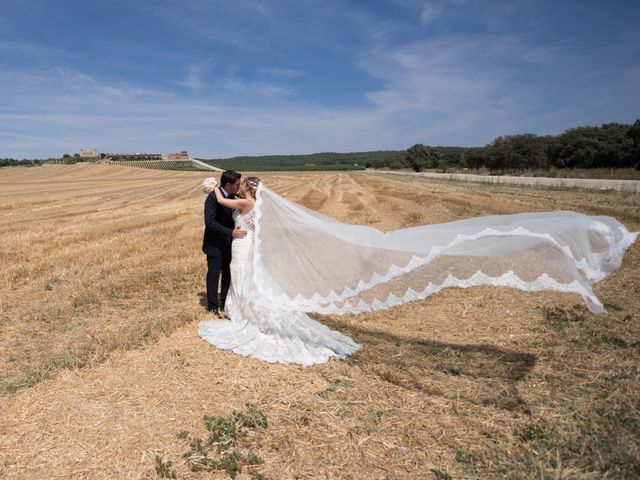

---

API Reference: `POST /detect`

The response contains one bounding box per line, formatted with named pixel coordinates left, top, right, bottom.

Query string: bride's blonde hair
left=244, top=176, right=261, bottom=199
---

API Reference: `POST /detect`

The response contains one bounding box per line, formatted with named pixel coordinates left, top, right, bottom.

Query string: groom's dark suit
left=202, top=188, right=235, bottom=312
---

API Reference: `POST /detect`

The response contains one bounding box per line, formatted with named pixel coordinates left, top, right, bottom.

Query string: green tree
left=627, top=119, right=640, bottom=147
left=436, top=159, right=449, bottom=172
left=485, top=136, right=512, bottom=173
left=626, top=119, right=640, bottom=168
left=405, top=144, right=441, bottom=172
left=599, top=123, right=634, bottom=168
left=485, top=134, right=551, bottom=172
left=549, top=124, right=634, bottom=169
left=462, top=147, right=487, bottom=169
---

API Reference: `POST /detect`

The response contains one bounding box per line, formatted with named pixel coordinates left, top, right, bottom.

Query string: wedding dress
left=199, top=185, right=638, bottom=366
left=198, top=206, right=361, bottom=366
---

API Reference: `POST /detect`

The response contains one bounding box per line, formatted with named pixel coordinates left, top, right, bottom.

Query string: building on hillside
left=163, top=150, right=189, bottom=161
left=79, top=148, right=97, bottom=158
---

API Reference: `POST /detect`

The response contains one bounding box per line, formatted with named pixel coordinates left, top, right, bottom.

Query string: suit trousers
left=206, top=251, right=231, bottom=310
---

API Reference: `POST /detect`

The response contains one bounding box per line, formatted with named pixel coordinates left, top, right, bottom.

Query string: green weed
left=161, top=404, right=268, bottom=479
left=44, top=276, right=63, bottom=291
left=543, top=305, right=585, bottom=330
left=599, top=335, right=628, bottom=348
left=518, top=423, right=547, bottom=442
left=73, top=291, right=98, bottom=307
left=431, top=468, right=452, bottom=480
left=455, top=448, right=477, bottom=464
left=154, top=455, right=176, bottom=479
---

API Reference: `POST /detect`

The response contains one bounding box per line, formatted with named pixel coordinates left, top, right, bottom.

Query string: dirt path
left=373, top=170, right=640, bottom=192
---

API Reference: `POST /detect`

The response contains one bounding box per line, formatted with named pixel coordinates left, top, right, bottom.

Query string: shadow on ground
left=197, top=291, right=207, bottom=307
left=324, top=318, right=536, bottom=413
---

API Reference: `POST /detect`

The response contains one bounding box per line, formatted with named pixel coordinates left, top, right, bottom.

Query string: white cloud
left=124, top=0, right=281, bottom=51
left=0, top=68, right=408, bottom=157
left=420, top=2, right=441, bottom=26
left=353, top=29, right=640, bottom=146
left=359, top=37, right=504, bottom=115
left=2, top=1, right=639, bottom=159
left=183, top=64, right=204, bottom=90
left=223, top=77, right=294, bottom=97
left=260, top=67, right=304, bottom=78
left=0, top=39, right=65, bottom=62
left=3, top=31, right=638, bottom=160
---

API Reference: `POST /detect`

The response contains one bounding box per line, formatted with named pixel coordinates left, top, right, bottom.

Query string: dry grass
left=0, top=164, right=207, bottom=396
left=0, top=164, right=639, bottom=479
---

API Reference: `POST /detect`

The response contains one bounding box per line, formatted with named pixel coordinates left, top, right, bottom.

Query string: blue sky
left=1, top=0, right=639, bottom=159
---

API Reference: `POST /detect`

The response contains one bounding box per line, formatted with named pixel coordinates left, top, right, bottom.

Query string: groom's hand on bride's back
left=232, top=227, right=247, bottom=238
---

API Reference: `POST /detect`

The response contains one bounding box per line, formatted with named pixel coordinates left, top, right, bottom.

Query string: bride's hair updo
left=244, top=176, right=261, bottom=199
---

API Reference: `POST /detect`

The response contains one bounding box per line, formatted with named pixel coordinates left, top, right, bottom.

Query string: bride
left=198, top=177, right=360, bottom=366
left=199, top=176, right=638, bottom=366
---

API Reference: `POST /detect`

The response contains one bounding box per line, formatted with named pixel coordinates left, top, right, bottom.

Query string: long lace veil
left=251, top=184, right=638, bottom=315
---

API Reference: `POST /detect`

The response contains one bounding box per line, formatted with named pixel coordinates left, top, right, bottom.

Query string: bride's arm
left=215, top=188, right=251, bottom=212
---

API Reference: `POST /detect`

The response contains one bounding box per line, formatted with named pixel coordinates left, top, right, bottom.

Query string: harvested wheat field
left=1, top=164, right=639, bottom=479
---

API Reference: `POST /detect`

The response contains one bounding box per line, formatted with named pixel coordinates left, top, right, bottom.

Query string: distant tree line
left=0, top=154, right=98, bottom=168
left=202, top=153, right=373, bottom=171
left=0, top=158, right=45, bottom=167
left=3, top=119, right=639, bottom=172
left=403, top=120, right=640, bottom=173
left=205, top=120, right=639, bottom=173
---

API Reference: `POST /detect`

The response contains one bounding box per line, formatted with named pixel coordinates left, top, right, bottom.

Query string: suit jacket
left=202, top=189, right=235, bottom=256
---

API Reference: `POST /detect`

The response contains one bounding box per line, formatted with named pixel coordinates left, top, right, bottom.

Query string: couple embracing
left=202, top=170, right=260, bottom=320
left=198, top=170, right=361, bottom=366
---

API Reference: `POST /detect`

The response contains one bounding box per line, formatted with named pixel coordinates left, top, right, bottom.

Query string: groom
left=202, top=170, right=246, bottom=318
